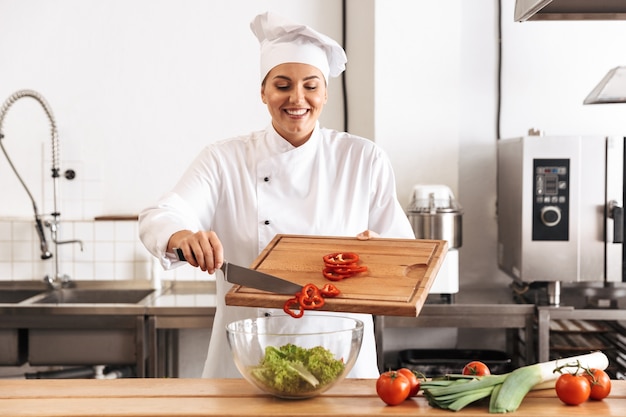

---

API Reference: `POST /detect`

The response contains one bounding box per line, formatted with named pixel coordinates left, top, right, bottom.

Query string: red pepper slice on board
left=325, top=265, right=368, bottom=275
left=297, top=284, right=325, bottom=310
left=301, top=283, right=319, bottom=299
left=283, top=296, right=304, bottom=318
left=298, top=292, right=325, bottom=310
left=322, top=252, right=360, bottom=265
left=322, top=266, right=368, bottom=281
left=282, top=283, right=340, bottom=318
left=320, top=283, right=341, bottom=298
left=323, top=267, right=348, bottom=281
left=322, top=252, right=368, bottom=281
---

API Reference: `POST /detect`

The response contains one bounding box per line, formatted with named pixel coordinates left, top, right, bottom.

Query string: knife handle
left=173, top=248, right=187, bottom=262
left=174, top=248, right=226, bottom=275
left=173, top=248, right=202, bottom=265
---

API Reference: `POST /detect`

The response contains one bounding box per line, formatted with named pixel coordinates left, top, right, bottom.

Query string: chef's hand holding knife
left=168, top=229, right=379, bottom=274
left=168, top=230, right=224, bottom=274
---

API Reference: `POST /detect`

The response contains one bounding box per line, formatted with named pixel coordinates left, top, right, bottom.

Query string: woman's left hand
left=356, top=230, right=380, bottom=240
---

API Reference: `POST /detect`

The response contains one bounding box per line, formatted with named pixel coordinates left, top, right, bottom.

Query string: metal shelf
left=375, top=302, right=536, bottom=371
left=537, top=306, right=626, bottom=363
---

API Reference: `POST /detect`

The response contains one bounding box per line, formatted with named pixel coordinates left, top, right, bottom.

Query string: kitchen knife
left=173, top=248, right=303, bottom=294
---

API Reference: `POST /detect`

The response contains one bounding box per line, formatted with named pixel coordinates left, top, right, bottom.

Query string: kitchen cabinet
left=0, top=281, right=217, bottom=379
left=1, top=378, right=625, bottom=416
left=145, top=281, right=217, bottom=377
left=28, top=316, right=145, bottom=368
left=1, top=313, right=148, bottom=377
left=0, top=329, right=26, bottom=365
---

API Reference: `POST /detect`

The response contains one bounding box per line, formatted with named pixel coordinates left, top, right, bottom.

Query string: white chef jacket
left=139, top=122, right=415, bottom=378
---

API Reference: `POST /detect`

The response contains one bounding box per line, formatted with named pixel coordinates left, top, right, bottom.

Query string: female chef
left=138, top=11, right=415, bottom=378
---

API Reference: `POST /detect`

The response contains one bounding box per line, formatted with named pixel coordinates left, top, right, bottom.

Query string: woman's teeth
left=285, top=109, right=307, bottom=116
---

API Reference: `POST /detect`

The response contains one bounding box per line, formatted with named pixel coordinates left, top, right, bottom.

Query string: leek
left=490, top=351, right=608, bottom=413
left=421, top=351, right=609, bottom=413
left=422, top=374, right=507, bottom=411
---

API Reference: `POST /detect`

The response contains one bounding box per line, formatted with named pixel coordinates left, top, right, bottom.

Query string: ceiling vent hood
left=515, top=0, right=626, bottom=21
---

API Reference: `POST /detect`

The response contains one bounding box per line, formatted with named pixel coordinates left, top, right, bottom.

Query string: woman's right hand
left=167, top=230, right=224, bottom=274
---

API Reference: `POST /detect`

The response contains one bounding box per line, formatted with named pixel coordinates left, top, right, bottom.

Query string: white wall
left=2, top=0, right=626, bottom=293
left=0, top=0, right=344, bottom=219
left=374, top=0, right=461, bottom=194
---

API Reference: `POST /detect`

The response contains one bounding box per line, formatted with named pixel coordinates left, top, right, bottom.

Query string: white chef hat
left=250, top=12, right=347, bottom=83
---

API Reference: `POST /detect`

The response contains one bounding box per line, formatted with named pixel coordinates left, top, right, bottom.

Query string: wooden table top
left=0, top=378, right=624, bottom=416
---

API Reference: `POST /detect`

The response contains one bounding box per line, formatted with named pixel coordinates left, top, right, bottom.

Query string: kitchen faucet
left=0, top=89, right=83, bottom=289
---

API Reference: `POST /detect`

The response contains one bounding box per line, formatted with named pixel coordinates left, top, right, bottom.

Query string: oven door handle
left=608, top=200, right=623, bottom=244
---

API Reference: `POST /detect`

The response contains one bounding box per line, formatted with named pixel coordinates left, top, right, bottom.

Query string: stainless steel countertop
left=147, top=280, right=218, bottom=316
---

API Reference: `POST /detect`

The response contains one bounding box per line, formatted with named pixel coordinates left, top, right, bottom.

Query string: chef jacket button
left=264, top=176, right=270, bottom=182
left=264, top=311, right=271, bottom=317
left=264, top=220, right=270, bottom=225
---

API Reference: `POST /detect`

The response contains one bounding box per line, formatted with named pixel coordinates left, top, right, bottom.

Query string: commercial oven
left=497, top=134, right=625, bottom=287
left=497, top=133, right=626, bottom=374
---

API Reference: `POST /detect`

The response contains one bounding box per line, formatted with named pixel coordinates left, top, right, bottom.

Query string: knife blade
left=173, top=248, right=303, bottom=294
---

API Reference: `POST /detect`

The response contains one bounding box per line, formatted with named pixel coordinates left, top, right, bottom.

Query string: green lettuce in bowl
left=250, top=344, right=345, bottom=396
left=226, top=315, right=363, bottom=399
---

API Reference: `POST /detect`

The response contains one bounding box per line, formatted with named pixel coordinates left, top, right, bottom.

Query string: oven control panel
left=532, top=158, right=569, bottom=241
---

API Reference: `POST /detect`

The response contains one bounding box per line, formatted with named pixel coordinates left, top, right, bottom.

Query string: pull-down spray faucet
left=0, top=89, right=83, bottom=288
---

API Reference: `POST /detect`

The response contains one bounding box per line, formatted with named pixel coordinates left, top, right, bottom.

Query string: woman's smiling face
left=261, top=63, right=328, bottom=147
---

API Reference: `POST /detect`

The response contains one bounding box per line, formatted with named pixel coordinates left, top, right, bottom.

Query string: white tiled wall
left=2, top=138, right=209, bottom=283
left=0, top=218, right=209, bottom=282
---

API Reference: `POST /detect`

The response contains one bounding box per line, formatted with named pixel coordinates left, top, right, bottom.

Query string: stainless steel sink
left=1, top=281, right=159, bottom=370
left=0, top=280, right=159, bottom=305
left=33, top=288, right=155, bottom=304
left=0, top=289, right=43, bottom=303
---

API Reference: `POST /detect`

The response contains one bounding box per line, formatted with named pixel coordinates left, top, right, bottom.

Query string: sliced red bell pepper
left=320, top=283, right=341, bottom=298
left=323, top=267, right=348, bottom=281
left=322, top=252, right=360, bottom=265
left=297, top=284, right=325, bottom=310
left=298, top=292, right=325, bottom=310
left=324, top=264, right=368, bottom=275
left=283, top=296, right=304, bottom=318
left=283, top=282, right=343, bottom=318
left=301, top=283, right=319, bottom=299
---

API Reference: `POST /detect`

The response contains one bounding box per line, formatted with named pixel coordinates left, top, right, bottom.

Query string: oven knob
left=540, top=206, right=561, bottom=227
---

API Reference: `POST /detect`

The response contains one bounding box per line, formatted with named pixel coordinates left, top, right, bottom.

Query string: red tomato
left=462, top=361, right=491, bottom=376
left=555, top=373, right=591, bottom=405
left=583, top=368, right=611, bottom=401
left=397, top=368, right=421, bottom=397
left=376, top=371, right=411, bottom=406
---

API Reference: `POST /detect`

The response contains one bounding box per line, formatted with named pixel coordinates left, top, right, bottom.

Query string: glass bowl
left=226, top=314, right=364, bottom=399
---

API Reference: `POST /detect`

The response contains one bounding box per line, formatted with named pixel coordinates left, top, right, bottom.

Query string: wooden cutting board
left=225, top=234, right=448, bottom=317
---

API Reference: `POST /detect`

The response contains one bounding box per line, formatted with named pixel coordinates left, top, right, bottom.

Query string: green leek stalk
left=422, top=374, right=508, bottom=411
